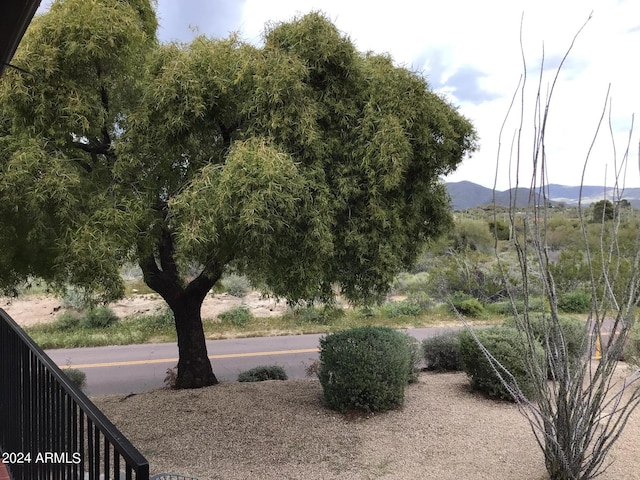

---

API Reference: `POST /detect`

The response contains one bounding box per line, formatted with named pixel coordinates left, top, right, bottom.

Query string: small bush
left=450, top=294, right=486, bottom=318
left=318, top=326, right=411, bottom=413
left=286, top=305, right=344, bottom=325
left=381, top=300, right=422, bottom=318
left=223, top=274, right=252, bottom=298
left=423, top=331, right=463, bottom=372
left=54, top=312, right=82, bottom=331
left=140, top=308, right=175, bottom=331
left=402, top=333, right=422, bottom=383
left=503, top=314, right=587, bottom=375
left=63, top=368, right=87, bottom=390
left=459, top=326, right=545, bottom=401
left=238, top=365, right=288, bottom=382
left=558, top=291, right=591, bottom=313
left=82, top=306, right=119, bottom=329
left=61, top=286, right=94, bottom=311
left=218, top=306, right=253, bottom=327
left=489, top=297, right=547, bottom=316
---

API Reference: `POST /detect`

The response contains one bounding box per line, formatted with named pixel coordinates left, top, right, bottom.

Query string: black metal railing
left=0, top=308, right=149, bottom=480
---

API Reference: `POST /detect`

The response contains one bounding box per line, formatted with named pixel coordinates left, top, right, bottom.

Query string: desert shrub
left=318, top=326, right=411, bottom=412
left=63, top=368, right=87, bottom=390
left=381, top=300, right=422, bottom=318
left=488, top=219, right=510, bottom=241
left=459, top=326, right=544, bottom=401
left=557, top=290, right=591, bottom=313
left=54, top=312, right=82, bottom=331
left=450, top=294, right=485, bottom=318
left=218, top=306, right=253, bottom=327
left=61, top=286, right=94, bottom=311
left=140, top=308, right=175, bottom=331
left=82, top=306, right=119, bottom=329
left=392, top=272, right=430, bottom=295
left=422, top=331, right=463, bottom=371
left=450, top=218, right=494, bottom=253
left=488, top=296, right=546, bottom=316
left=222, top=274, right=251, bottom=298
left=286, top=305, right=344, bottom=325
left=503, top=314, right=587, bottom=374
left=402, top=333, right=422, bottom=383
left=238, top=365, right=288, bottom=382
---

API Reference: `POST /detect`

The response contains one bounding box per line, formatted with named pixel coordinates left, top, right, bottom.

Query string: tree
left=591, top=199, right=614, bottom=223
left=0, top=2, right=476, bottom=388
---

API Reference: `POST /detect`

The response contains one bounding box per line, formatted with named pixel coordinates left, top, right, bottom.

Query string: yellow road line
left=58, top=348, right=319, bottom=369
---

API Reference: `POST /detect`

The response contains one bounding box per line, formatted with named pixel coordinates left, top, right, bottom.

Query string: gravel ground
left=93, top=371, right=640, bottom=480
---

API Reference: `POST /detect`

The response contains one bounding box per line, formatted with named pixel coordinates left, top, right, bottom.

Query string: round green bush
left=459, top=326, right=544, bottom=401
left=319, top=326, right=411, bottom=413
left=81, top=306, right=119, bottom=329
left=402, top=333, right=422, bottom=383
left=218, top=306, right=253, bottom=327
left=54, top=312, right=82, bottom=331
left=422, top=331, right=463, bottom=371
left=558, top=291, right=591, bottom=313
left=238, top=365, right=288, bottom=382
left=450, top=294, right=486, bottom=318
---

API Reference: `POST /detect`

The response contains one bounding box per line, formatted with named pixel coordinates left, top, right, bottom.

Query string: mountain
left=446, top=181, right=640, bottom=210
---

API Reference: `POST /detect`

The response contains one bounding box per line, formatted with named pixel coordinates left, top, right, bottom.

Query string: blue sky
left=39, top=0, right=640, bottom=190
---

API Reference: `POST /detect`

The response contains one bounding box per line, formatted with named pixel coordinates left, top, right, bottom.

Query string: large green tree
left=0, top=1, right=476, bottom=388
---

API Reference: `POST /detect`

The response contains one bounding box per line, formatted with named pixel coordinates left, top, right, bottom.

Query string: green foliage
left=54, top=312, right=82, bottom=331
left=318, top=326, right=411, bottom=412
left=557, top=291, right=591, bottom=313
left=488, top=219, right=510, bottom=241
left=284, top=305, right=345, bottom=325
left=427, top=250, right=512, bottom=303
left=237, top=365, right=288, bottom=382
left=222, top=274, right=252, bottom=298
left=380, top=300, right=423, bottom=318
left=450, top=218, right=494, bottom=252
left=63, top=368, right=87, bottom=391
left=422, top=331, right=463, bottom=371
left=82, top=306, right=119, bottom=329
left=488, top=297, right=546, bottom=316
left=503, top=314, right=587, bottom=375
left=450, top=294, right=486, bottom=318
left=591, top=199, right=615, bottom=223
left=459, top=326, right=544, bottom=401
left=61, top=286, right=95, bottom=311
left=218, top=306, right=253, bottom=327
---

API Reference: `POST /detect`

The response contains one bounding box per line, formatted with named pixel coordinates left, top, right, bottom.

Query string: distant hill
left=446, top=181, right=640, bottom=210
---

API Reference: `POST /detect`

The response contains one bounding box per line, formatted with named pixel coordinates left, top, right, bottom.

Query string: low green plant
left=61, top=286, right=94, bottom=311
left=422, top=331, right=463, bottom=371
left=557, top=290, right=591, bottom=313
left=488, top=297, right=547, bottom=316
left=54, top=312, right=82, bottom=331
left=623, top=321, right=640, bottom=365
left=450, top=294, right=486, bottom=318
left=459, top=326, right=544, bottom=401
left=318, top=326, right=411, bottom=413
left=285, top=305, right=344, bottom=325
left=63, top=368, right=87, bottom=390
left=381, top=300, right=422, bottom=318
left=82, top=306, right=119, bottom=329
left=237, top=365, right=288, bottom=382
left=218, top=306, right=253, bottom=327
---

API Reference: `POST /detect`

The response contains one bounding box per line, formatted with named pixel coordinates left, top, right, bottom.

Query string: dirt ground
left=94, top=371, right=640, bottom=480
left=1, top=291, right=289, bottom=327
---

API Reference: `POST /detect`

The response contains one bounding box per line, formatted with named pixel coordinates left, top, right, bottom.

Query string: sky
left=38, top=0, right=640, bottom=190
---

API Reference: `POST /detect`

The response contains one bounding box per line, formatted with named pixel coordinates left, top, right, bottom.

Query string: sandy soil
left=93, top=371, right=640, bottom=480
left=0, top=291, right=288, bottom=327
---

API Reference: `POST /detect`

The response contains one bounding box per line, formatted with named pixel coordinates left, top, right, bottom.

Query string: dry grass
left=94, top=370, right=640, bottom=480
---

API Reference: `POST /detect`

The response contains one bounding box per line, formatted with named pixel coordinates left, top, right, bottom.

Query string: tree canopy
left=0, top=1, right=476, bottom=387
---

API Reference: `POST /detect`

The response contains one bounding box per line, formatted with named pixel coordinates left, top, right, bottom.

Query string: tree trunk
left=138, top=231, right=222, bottom=389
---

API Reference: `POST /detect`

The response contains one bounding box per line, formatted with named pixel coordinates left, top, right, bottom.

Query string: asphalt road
left=45, top=326, right=463, bottom=396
